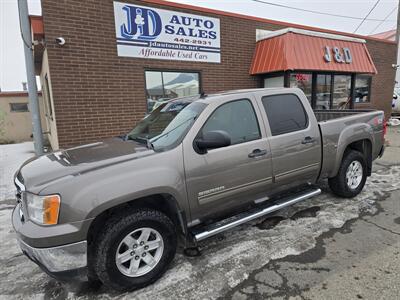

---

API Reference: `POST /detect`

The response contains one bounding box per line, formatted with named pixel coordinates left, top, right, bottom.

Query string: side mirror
left=195, top=130, right=231, bottom=153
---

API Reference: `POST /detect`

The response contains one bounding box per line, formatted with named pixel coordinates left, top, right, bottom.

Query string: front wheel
left=92, top=209, right=177, bottom=291
left=328, top=150, right=367, bottom=198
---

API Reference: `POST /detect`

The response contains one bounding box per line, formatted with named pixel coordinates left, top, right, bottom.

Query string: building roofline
left=142, top=0, right=397, bottom=45
left=256, top=27, right=367, bottom=43
left=0, top=91, right=42, bottom=97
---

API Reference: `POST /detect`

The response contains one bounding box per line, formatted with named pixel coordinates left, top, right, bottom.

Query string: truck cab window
left=201, top=99, right=261, bottom=145
left=262, top=94, right=308, bottom=136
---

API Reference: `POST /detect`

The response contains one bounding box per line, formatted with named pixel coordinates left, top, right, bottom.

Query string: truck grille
left=14, top=173, right=26, bottom=222
left=15, top=189, right=22, bottom=203
left=14, top=174, right=24, bottom=204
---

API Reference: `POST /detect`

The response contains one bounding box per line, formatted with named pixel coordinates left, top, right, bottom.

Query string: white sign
left=113, top=2, right=221, bottom=63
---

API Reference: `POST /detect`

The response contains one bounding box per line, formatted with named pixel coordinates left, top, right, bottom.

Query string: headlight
left=25, top=193, right=60, bottom=225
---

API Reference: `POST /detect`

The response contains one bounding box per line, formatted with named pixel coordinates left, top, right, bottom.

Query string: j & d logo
left=120, top=5, right=162, bottom=40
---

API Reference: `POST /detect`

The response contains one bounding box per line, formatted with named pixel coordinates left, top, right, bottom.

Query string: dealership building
left=30, top=0, right=397, bottom=150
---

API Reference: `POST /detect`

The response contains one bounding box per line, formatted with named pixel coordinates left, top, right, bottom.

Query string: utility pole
left=397, top=0, right=400, bottom=45
left=18, top=0, right=43, bottom=155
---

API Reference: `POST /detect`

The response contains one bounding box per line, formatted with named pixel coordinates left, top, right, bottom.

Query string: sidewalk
left=0, top=142, right=34, bottom=200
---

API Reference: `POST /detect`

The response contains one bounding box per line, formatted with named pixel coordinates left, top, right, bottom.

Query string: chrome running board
left=193, top=187, right=321, bottom=242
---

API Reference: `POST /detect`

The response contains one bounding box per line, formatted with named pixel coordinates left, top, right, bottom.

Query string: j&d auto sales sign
left=113, top=2, right=221, bottom=63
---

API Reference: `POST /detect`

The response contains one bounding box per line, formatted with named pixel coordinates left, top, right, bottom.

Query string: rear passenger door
left=258, top=91, right=321, bottom=188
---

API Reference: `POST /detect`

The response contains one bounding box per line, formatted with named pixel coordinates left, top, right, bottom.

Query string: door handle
left=302, top=136, right=315, bottom=144
left=248, top=149, right=267, bottom=158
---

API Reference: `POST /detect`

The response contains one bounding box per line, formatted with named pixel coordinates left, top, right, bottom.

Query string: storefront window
left=264, top=76, right=284, bottom=88
left=289, top=73, right=312, bottom=103
left=145, top=71, right=200, bottom=112
left=332, top=75, right=351, bottom=109
left=315, top=74, right=331, bottom=110
left=354, top=75, right=371, bottom=103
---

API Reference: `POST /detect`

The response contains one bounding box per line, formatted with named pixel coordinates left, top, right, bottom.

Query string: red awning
left=29, top=16, right=44, bottom=40
left=250, top=29, right=377, bottom=75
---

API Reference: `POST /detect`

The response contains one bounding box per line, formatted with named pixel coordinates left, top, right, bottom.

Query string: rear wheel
left=92, top=208, right=177, bottom=291
left=328, top=150, right=367, bottom=198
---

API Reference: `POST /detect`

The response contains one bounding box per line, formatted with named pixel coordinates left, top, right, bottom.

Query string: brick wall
left=41, top=0, right=397, bottom=148
left=354, top=39, right=397, bottom=118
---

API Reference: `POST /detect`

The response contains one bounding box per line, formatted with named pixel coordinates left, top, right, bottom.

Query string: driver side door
left=182, top=96, right=273, bottom=223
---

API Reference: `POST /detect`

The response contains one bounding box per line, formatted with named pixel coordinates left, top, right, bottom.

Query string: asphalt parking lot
left=0, top=127, right=399, bottom=300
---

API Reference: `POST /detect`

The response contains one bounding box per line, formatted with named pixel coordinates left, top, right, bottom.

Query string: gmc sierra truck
left=12, top=88, right=385, bottom=291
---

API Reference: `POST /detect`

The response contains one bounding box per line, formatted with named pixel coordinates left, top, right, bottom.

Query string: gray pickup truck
left=12, top=88, right=385, bottom=291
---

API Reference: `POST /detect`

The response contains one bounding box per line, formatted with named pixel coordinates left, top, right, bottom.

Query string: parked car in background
left=392, top=88, right=400, bottom=115
left=12, top=88, right=386, bottom=291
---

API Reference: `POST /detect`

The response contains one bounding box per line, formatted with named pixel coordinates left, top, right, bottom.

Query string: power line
left=353, top=0, right=381, bottom=33
left=369, top=5, right=397, bottom=34
left=250, top=0, right=394, bottom=22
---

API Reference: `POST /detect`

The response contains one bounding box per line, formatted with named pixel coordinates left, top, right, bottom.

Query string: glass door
left=289, top=73, right=312, bottom=104
left=332, top=75, right=352, bottom=109
left=315, top=74, right=331, bottom=110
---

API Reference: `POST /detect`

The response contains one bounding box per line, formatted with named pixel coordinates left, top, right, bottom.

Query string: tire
left=328, top=150, right=367, bottom=198
left=92, top=208, right=177, bottom=291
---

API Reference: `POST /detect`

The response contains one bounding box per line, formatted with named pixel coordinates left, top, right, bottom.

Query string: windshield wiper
left=150, top=116, right=196, bottom=146
left=126, top=135, right=153, bottom=149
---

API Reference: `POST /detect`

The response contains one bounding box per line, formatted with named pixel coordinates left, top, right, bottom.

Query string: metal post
left=397, top=0, right=400, bottom=45
left=18, top=0, right=43, bottom=155
left=396, top=1, right=400, bottom=88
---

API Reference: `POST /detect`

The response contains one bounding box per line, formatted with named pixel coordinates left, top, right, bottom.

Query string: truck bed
left=315, top=109, right=385, bottom=180
left=314, top=109, right=375, bottom=122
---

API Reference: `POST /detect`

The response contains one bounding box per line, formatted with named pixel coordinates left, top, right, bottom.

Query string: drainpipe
left=18, top=0, right=44, bottom=155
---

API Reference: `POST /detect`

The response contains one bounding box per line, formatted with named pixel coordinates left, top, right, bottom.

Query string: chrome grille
left=14, top=174, right=25, bottom=222
left=14, top=176, right=25, bottom=203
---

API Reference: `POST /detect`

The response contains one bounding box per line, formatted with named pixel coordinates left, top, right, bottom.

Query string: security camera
left=55, top=37, right=66, bottom=46
left=392, top=64, right=399, bottom=69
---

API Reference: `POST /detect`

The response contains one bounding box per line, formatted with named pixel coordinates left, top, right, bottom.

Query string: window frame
left=261, top=93, right=309, bottom=136
left=263, top=71, right=373, bottom=110
left=144, top=69, right=202, bottom=113
left=195, top=98, right=262, bottom=150
left=10, top=102, right=29, bottom=113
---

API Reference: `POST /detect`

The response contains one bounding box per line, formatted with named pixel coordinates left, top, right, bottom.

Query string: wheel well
left=86, top=194, right=186, bottom=247
left=344, top=139, right=372, bottom=175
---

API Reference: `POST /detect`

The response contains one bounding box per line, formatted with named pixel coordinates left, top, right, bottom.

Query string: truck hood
left=17, top=138, right=154, bottom=192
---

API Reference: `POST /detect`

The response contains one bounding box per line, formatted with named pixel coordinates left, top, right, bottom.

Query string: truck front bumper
left=12, top=205, right=88, bottom=281
left=18, top=238, right=88, bottom=280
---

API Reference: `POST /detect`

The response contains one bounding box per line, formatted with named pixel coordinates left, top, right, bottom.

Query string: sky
left=0, top=0, right=398, bottom=91
left=0, top=0, right=41, bottom=91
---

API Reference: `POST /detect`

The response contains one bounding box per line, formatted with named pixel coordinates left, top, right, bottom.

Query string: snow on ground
left=0, top=142, right=399, bottom=299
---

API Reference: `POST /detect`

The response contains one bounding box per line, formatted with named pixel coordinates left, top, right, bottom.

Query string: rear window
left=262, top=94, right=308, bottom=136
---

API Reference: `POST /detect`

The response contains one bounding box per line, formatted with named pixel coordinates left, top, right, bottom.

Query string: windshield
left=127, top=100, right=206, bottom=151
